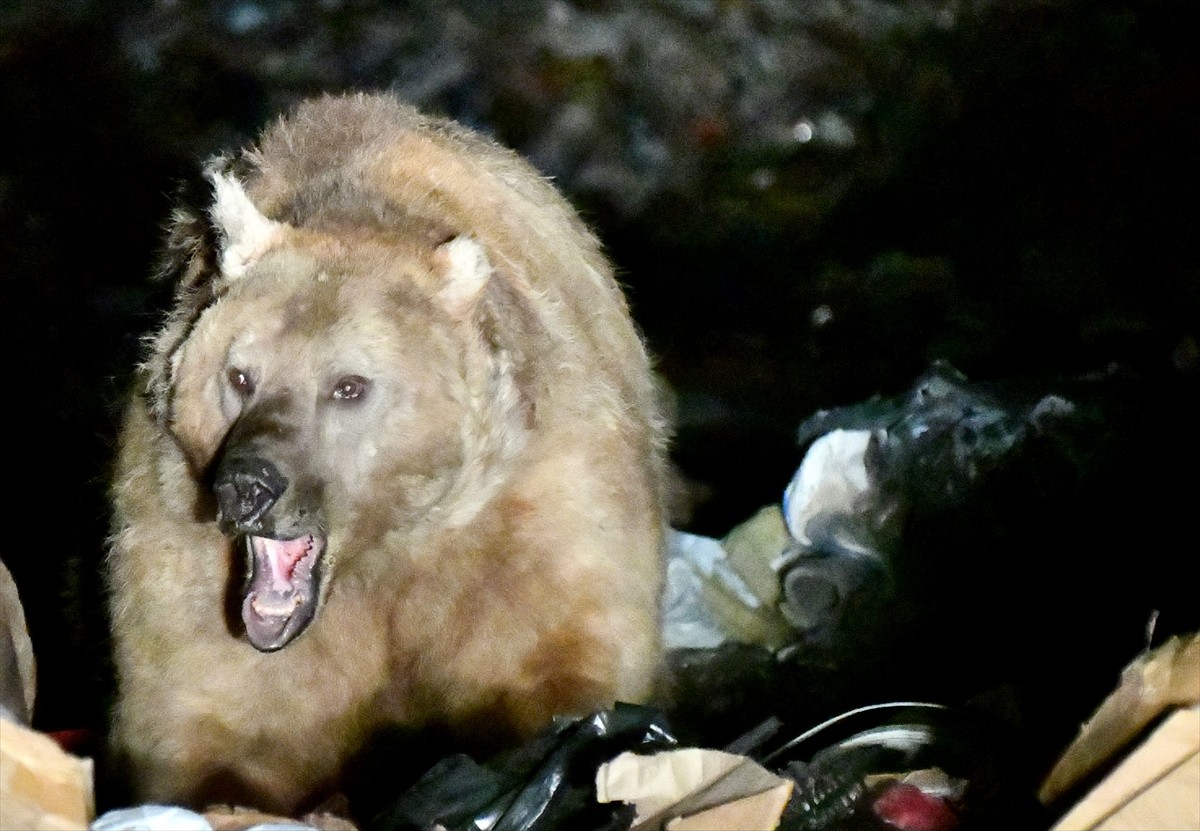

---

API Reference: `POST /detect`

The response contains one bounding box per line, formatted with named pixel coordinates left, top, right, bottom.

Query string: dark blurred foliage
left=1, top=0, right=1196, bottom=750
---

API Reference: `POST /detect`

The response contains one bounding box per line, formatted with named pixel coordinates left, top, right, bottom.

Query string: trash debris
left=661, top=360, right=1096, bottom=656
left=0, top=717, right=95, bottom=831
left=368, top=703, right=675, bottom=831
left=1040, top=632, right=1200, bottom=830
left=90, top=803, right=351, bottom=831
left=776, top=359, right=1085, bottom=646
left=662, top=528, right=792, bottom=652
left=660, top=360, right=1199, bottom=777
left=362, top=694, right=1042, bottom=831
left=91, top=805, right=214, bottom=831
left=7, top=362, right=1195, bottom=831
left=777, top=426, right=891, bottom=640
left=1, top=557, right=95, bottom=831
left=1047, top=706, right=1199, bottom=830
left=0, top=558, right=36, bottom=726
left=597, top=747, right=793, bottom=830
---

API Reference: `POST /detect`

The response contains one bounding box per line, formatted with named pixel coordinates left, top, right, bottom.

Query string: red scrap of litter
left=873, top=782, right=959, bottom=831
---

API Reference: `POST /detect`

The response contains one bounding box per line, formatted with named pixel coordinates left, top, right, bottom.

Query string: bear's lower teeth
left=251, top=595, right=301, bottom=617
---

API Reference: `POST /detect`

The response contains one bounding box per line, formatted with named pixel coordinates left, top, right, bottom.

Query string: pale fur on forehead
left=437, top=236, right=492, bottom=318
left=208, top=168, right=285, bottom=279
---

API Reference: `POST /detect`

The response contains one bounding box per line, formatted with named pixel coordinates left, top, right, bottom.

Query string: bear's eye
left=227, top=367, right=255, bottom=397
left=332, top=375, right=369, bottom=402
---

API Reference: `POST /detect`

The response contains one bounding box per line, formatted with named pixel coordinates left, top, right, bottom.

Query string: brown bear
left=105, top=91, right=669, bottom=815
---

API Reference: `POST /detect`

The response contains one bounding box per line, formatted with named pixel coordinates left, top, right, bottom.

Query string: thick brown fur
left=106, top=92, right=669, bottom=815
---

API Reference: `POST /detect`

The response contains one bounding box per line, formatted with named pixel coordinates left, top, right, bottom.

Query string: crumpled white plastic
left=90, top=804, right=322, bottom=831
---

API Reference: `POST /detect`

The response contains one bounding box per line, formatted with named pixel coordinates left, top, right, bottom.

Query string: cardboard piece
left=0, top=558, right=36, bottom=725
left=1041, top=631, right=1200, bottom=830
left=665, top=781, right=794, bottom=831
left=1051, top=707, right=1199, bottom=830
left=596, top=747, right=792, bottom=831
left=0, top=718, right=94, bottom=831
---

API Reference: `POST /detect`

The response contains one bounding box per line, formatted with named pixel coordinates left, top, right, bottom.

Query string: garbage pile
left=3, top=362, right=1197, bottom=830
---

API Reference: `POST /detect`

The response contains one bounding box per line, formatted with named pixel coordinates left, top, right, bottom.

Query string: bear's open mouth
left=240, top=532, right=325, bottom=652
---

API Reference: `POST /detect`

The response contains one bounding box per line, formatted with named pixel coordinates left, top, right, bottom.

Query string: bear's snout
left=213, top=456, right=288, bottom=534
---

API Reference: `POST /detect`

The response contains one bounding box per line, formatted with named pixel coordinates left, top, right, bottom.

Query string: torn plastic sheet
left=662, top=531, right=771, bottom=651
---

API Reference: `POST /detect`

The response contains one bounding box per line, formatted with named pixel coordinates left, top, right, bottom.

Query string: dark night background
left=2, top=0, right=1198, bottom=817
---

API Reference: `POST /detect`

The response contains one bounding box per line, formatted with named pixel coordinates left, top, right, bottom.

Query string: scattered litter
left=0, top=716, right=94, bottom=831
left=3, top=361, right=1195, bottom=830
left=92, top=805, right=214, bottom=831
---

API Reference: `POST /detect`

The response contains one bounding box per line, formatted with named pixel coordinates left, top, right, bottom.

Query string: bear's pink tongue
left=261, top=536, right=310, bottom=587
left=241, top=534, right=322, bottom=652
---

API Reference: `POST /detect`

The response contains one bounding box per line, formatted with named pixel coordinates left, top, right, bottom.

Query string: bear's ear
left=435, top=235, right=493, bottom=319
left=154, top=167, right=218, bottom=292
left=141, top=161, right=286, bottom=427
left=207, top=166, right=285, bottom=279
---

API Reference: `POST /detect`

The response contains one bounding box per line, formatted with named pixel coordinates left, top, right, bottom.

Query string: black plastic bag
left=369, top=703, right=675, bottom=831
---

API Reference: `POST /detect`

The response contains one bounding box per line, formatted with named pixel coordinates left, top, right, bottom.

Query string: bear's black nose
left=213, top=456, right=287, bottom=534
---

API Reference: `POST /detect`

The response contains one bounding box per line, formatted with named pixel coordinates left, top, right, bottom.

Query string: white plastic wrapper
left=91, top=805, right=322, bottom=831
left=661, top=531, right=765, bottom=650
left=781, top=428, right=873, bottom=553
left=91, top=806, right=214, bottom=831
